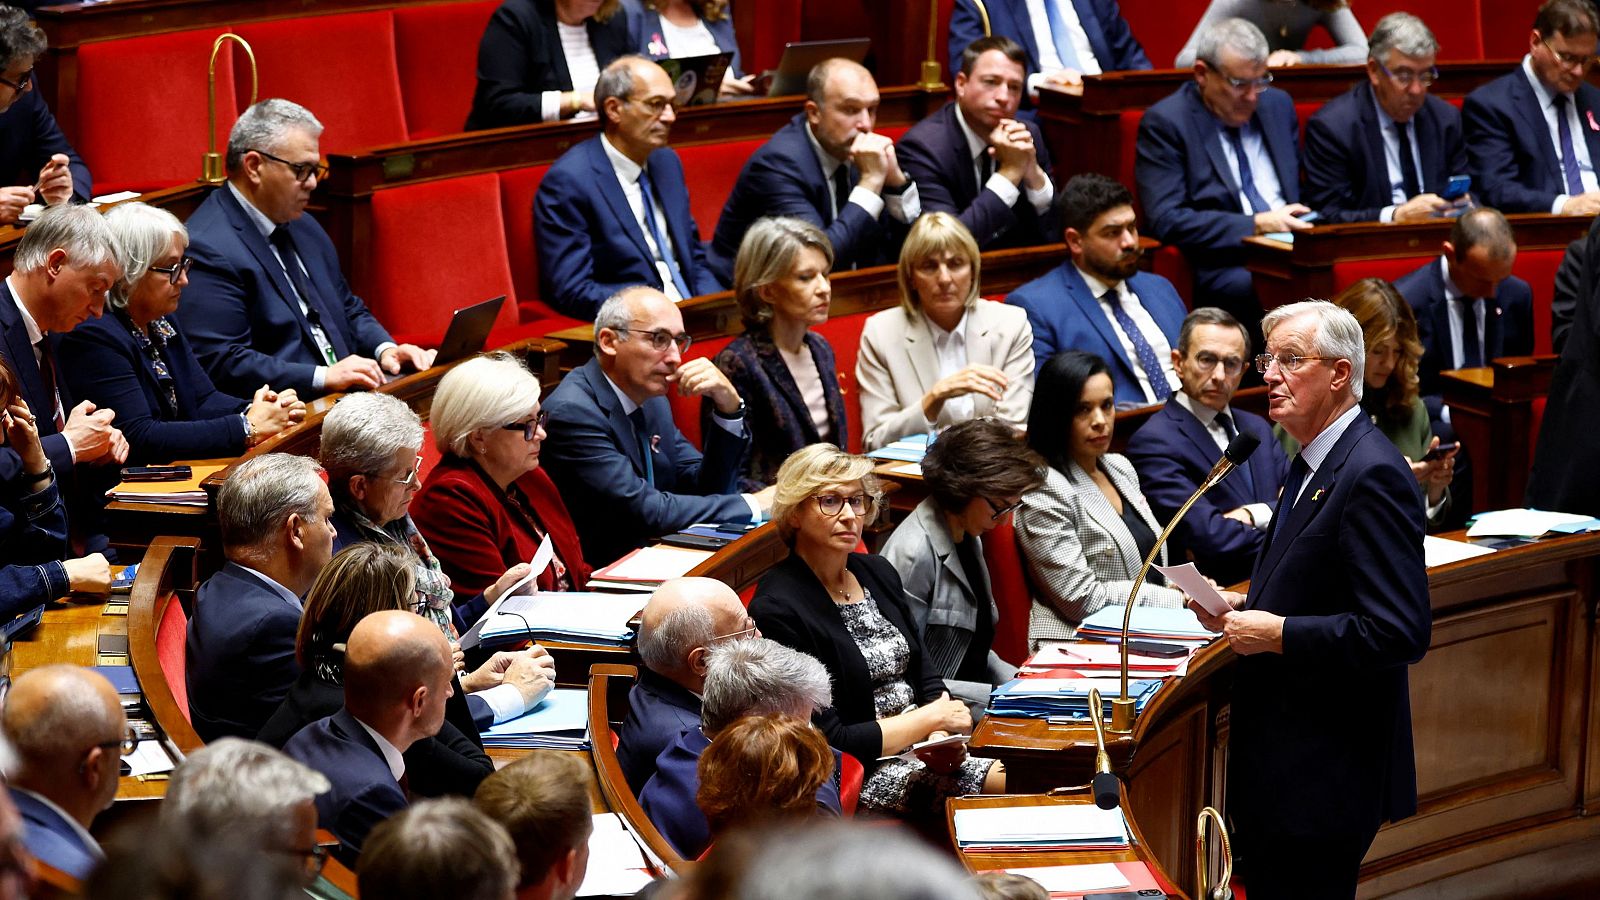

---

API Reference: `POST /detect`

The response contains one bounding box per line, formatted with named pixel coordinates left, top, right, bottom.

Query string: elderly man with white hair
left=1191, top=300, right=1430, bottom=899
left=59, top=201, right=304, bottom=464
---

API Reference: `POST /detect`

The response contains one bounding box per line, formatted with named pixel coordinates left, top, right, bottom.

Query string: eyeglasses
left=251, top=148, right=330, bottom=184
left=1254, top=352, right=1337, bottom=374
left=712, top=616, right=759, bottom=641
left=1539, top=35, right=1600, bottom=71
left=1373, top=57, right=1439, bottom=88
left=281, top=844, right=329, bottom=878
left=0, top=70, right=32, bottom=94
left=815, top=492, right=869, bottom=517
left=1189, top=351, right=1246, bottom=375
left=614, top=326, right=693, bottom=353
left=501, top=409, right=549, bottom=441
left=96, top=724, right=140, bottom=758
left=985, top=496, right=1023, bottom=522
left=148, top=256, right=193, bottom=285
left=386, top=455, right=424, bottom=488
left=1207, top=62, right=1273, bottom=93
left=627, top=95, right=674, bottom=117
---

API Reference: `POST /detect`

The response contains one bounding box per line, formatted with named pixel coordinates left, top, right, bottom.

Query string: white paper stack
left=577, top=813, right=659, bottom=897
left=586, top=545, right=714, bottom=593
left=474, top=592, right=645, bottom=647
left=479, top=688, right=589, bottom=750
left=953, top=803, right=1132, bottom=852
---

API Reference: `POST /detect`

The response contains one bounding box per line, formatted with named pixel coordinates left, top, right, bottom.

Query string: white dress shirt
left=600, top=135, right=684, bottom=301
left=928, top=309, right=975, bottom=424
left=803, top=124, right=920, bottom=225
left=953, top=106, right=1053, bottom=215
left=1372, top=92, right=1426, bottom=222
left=1293, top=402, right=1363, bottom=504
left=656, top=14, right=718, bottom=58
left=539, top=21, right=600, bottom=123
left=1522, top=55, right=1599, bottom=212
left=1215, top=119, right=1287, bottom=213
left=1024, top=0, right=1103, bottom=97
left=353, top=717, right=407, bottom=782
left=1438, top=255, right=1487, bottom=370
left=5, top=275, right=71, bottom=453
left=1076, top=265, right=1179, bottom=403
left=1173, top=391, right=1273, bottom=529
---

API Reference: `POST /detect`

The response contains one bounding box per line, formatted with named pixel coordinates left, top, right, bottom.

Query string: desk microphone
left=1087, top=687, right=1120, bottom=810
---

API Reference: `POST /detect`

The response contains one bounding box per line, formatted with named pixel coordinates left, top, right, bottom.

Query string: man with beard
left=1008, top=173, right=1186, bottom=406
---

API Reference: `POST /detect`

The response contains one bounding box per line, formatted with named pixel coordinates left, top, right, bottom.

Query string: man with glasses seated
left=1304, top=14, right=1469, bottom=224
left=542, top=286, right=772, bottom=567
left=1136, top=17, right=1309, bottom=328
left=1, top=664, right=132, bottom=880
left=176, top=99, right=435, bottom=400
left=1464, top=0, right=1600, bottom=215
left=0, top=7, right=90, bottom=226
left=536, top=56, right=725, bottom=321
left=1125, top=307, right=1289, bottom=586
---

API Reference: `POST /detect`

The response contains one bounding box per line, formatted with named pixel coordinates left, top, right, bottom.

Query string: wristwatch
left=712, top=401, right=746, bottom=420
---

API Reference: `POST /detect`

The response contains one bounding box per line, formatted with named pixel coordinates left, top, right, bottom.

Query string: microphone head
left=1223, top=432, right=1261, bottom=466
left=1092, top=771, right=1121, bottom=810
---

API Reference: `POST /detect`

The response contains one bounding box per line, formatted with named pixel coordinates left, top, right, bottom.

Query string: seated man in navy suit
left=1008, top=173, right=1186, bottom=407
left=639, top=637, right=840, bottom=859
left=619, top=577, right=756, bottom=793
left=541, top=286, right=772, bottom=566
left=897, top=37, right=1055, bottom=251
left=1463, top=0, right=1600, bottom=215
left=1304, top=13, right=1470, bottom=224
left=187, top=453, right=336, bottom=743
left=948, top=0, right=1150, bottom=99
left=1136, top=17, right=1309, bottom=325
left=535, top=56, right=725, bottom=320
left=286, top=610, right=456, bottom=865
left=176, top=99, right=434, bottom=400
left=1125, top=307, right=1288, bottom=586
left=709, top=59, right=920, bottom=282
left=2, top=665, right=127, bottom=880
left=0, top=8, right=91, bottom=225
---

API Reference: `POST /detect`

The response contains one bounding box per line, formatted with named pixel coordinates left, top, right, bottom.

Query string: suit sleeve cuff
left=711, top=413, right=746, bottom=438
left=40, top=560, right=70, bottom=598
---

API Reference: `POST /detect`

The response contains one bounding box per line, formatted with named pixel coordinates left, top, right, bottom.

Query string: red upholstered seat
left=1120, top=0, right=1212, bottom=69
left=838, top=752, right=864, bottom=817
left=498, top=164, right=583, bottom=332
left=156, top=592, right=190, bottom=721
left=666, top=334, right=734, bottom=450
left=232, top=12, right=408, bottom=153
left=812, top=311, right=869, bottom=454
left=395, top=1, right=498, bottom=138
left=1150, top=245, right=1194, bottom=306
left=1119, top=110, right=1142, bottom=202
left=75, top=29, right=240, bottom=194
left=674, top=138, right=764, bottom=246
left=981, top=518, right=1033, bottom=667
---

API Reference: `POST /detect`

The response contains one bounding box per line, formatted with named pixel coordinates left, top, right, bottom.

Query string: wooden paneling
left=1126, top=700, right=1209, bottom=894
left=1440, top=356, right=1557, bottom=513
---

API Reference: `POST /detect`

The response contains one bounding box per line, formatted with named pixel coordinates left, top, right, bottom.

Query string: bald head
left=3, top=665, right=126, bottom=825
left=805, top=58, right=880, bottom=161
left=344, top=611, right=454, bottom=746
left=638, top=578, right=751, bottom=692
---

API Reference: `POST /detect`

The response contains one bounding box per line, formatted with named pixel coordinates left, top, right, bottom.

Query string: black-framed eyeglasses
left=282, top=843, right=329, bottom=877
left=148, top=255, right=193, bottom=285
left=1205, top=61, right=1272, bottom=92
left=250, top=148, right=330, bottom=183
left=1540, top=35, right=1600, bottom=71
left=385, top=455, right=424, bottom=488
left=0, top=69, right=32, bottom=94
left=985, top=496, right=1023, bottom=522
left=1373, top=57, right=1439, bottom=88
left=815, top=492, right=869, bottom=517
left=627, top=95, right=674, bottom=117
left=614, top=326, right=693, bottom=353
left=1190, top=351, right=1246, bottom=375
left=1254, top=352, right=1337, bottom=374
left=501, top=409, right=548, bottom=441
left=96, top=724, right=140, bottom=758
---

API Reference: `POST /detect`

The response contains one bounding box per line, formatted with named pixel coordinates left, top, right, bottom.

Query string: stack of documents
left=987, top=677, right=1162, bottom=721
left=953, top=803, right=1132, bottom=852
left=1023, top=642, right=1191, bottom=677
left=1466, top=508, right=1600, bottom=538
left=1076, top=606, right=1215, bottom=647
left=866, top=433, right=931, bottom=463
left=998, top=861, right=1163, bottom=895
left=587, top=545, right=714, bottom=593
left=479, top=688, right=589, bottom=750
left=577, top=814, right=658, bottom=897
left=104, top=462, right=228, bottom=507
left=472, top=592, right=645, bottom=648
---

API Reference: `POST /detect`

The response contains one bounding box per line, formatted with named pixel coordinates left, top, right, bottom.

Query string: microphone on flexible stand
left=1087, top=687, right=1120, bottom=810
left=1109, top=432, right=1261, bottom=734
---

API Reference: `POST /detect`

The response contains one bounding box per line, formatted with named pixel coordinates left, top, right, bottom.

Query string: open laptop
left=659, top=51, right=735, bottom=107
left=765, top=38, right=871, bottom=97
left=434, top=295, right=506, bottom=365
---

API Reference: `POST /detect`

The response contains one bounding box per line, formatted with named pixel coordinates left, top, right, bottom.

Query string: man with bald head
left=543, top=286, right=773, bottom=566
left=616, top=576, right=755, bottom=792
left=284, top=610, right=455, bottom=865
left=2, top=664, right=128, bottom=879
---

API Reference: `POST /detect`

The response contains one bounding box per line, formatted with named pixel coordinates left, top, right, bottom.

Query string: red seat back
left=1149, top=245, right=1194, bottom=307
left=674, top=138, right=765, bottom=246
left=838, top=751, right=864, bottom=817
left=1482, top=5, right=1532, bottom=59
left=498, top=164, right=571, bottom=329
left=812, top=311, right=869, bottom=454
left=981, top=518, right=1032, bottom=667
left=1119, top=0, right=1212, bottom=69
left=156, top=593, right=191, bottom=721
left=395, top=1, right=498, bottom=138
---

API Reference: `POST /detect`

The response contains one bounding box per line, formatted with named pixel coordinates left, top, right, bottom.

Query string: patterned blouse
left=837, top=588, right=915, bottom=720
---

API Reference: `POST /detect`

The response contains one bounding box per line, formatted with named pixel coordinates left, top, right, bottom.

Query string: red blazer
left=413, top=456, right=593, bottom=611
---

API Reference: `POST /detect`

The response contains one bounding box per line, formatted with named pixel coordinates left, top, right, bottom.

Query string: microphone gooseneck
left=1087, top=687, right=1120, bottom=810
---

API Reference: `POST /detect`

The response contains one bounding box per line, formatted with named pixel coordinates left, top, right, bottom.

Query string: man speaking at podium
left=1191, top=300, right=1430, bottom=900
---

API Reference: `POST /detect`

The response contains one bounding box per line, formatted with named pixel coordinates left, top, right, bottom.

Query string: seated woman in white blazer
left=856, top=213, right=1035, bottom=451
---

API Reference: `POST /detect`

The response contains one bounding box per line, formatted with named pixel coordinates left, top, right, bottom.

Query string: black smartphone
left=120, top=465, right=192, bottom=482
left=660, top=533, right=730, bottom=551
left=1127, top=640, right=1189, bottom=659
left=1420, top=441, right=1460, bottom=462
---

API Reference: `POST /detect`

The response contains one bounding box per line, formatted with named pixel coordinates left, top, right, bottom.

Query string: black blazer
left=1303, top=82, right=1467, bottom=224
left=1392, top=257, right=1534, bottom=399
left=1463, top=67, right=1600, bottom=213
left=709, top=329, right=849, bottom=492
left=283, top=707, right=408, bottom=865
left=1530, top=215, right=1600, bottom=515
left=465, top=0, right=633, bottom=130
left=185, top=562, right=304, bottom=742
left=749, top=552, right=945, bottom=772
left=0, top=280, right=74, bottom=478
left=0, top=79, right=91, bottom=202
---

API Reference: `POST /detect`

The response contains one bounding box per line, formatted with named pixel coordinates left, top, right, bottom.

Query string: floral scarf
left=344, top=505, right=458, bottom=639
left=120, top=310, right=180, bottom=416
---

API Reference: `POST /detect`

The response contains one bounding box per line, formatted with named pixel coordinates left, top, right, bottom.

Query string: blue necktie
left=1217, top=413, right=1255, bottom=496
left=1225, top=126, right=1271, bottom=215
left=1395, top=120, right=1422, bottom=198
left=1457, top=298, right=1483, bottom=367
left=1102, top=290, right=1171, bottom=402
left=1273, top=454, right=1309, bottom=532
left=270, top=226, right=349, bottom=363
left=637, top=167, right=693, bottom=300
left=1555, top=94, right=1586, bottom=196
left=1041, top=0, right=1084, bottom=71
left=628, top=408, right=656, bottom=487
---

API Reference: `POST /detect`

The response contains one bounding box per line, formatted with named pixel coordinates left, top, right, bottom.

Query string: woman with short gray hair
left=58, top=202, right=305, bottom=463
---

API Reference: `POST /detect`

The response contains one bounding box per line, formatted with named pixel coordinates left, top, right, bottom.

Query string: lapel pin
left=650, top=434, right=661, bottom=453
left=1311, top=487, right=1326, bottom=502
left=1588, top=109, right=1599, bottom=132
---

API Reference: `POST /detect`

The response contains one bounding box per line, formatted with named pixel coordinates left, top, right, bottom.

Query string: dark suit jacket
left=710, top=114, right=901, bottom=283
left=1304, top=82, right=1467, bottom=224
left=185, top=562, right=303, bottom=742
left=175, top=185, right=394, bottom=398
left=0, top=470, right=68, bottom=614
left=1553, top=237, right=1583, bottom=355
left=542, top=357, right=751, bottom=566
left=1392, top=257, right=1534, bottom=398
left=283, top=707, right=408, bottom=865
left=896, top=102, right=1056, bottom=250
left=750, top=552, right=946, bottom=775
left=536, top=136, right=723, bottom=319
left=57, top=311, right=248, bottom=465
left=0, top=281, right=75, bottom=476
left=1463, top=67, right=1600, bottom=213
left=632, top=8, right=742, bottom=76
left=1124, top=397, right=1288, bottom=585
left=1136, top=81, right=1301, bottom=266
left=1232, top=413, right=1430, bottom=839
left=1529, top=215, right=1600, bottom=514
left=617, top=668, right=703, bottom=795
left=9, top=788, right=98, bottom=880
left=0, top=80, right=91, bottom=202
left=466, top=0, right=633, bottom=130
left=710, top=329, right=848, bottom=492
left=948, top=0, right=1150, bottom=81
left=1006, top=260, right=1186, bottom=405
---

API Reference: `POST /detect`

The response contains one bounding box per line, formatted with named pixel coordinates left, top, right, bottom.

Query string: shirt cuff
left=1026, top=72, right=1045, bottom=99
left=1379, top=205, right=1397, bottom=224
left=711, top=413, right=746, bottom=438
left=887, top=180, right=920, bottom=223
left=1553, top=194, right=1570, bottom=215
left=740, top=493, right=764, bottom=523
left=477, top=683, right=532, bottom=724
left=1025, top=177, right=1054, bottom=215
left=848, top=185, right=884, bottom=219
left=62, top=433, right=78, bottom=463
left=984, top=172, right=1021, bottom=208
left=374, top=342, right=397, bottom=363
left=1243, top=502, right=1274, bottom=531
left=1425, top=488, right=1449, bottom=521
left=312, top=366, right=327, bottom=392
left=540, top=90, right=563, bottom=123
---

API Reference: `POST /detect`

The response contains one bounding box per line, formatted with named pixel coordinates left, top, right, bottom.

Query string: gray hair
left=1261, top=300, right=1367, bottom=401
left=217, top=453, right=327, bottom=550
left=702, top=639, right=832, bottom=735
left=104, top=202, right=188, bottom=310
left=320, top=392, right=424, bottom=491
left=162, top=738, right=331, bottom=850
left=430, top=351, right=542, bottom=458
left=226, top=98, right=325, bottom=173
left=0, top=7, right=45, bottom=72
left=13, top=204, right=122, bottom=274
left=592, top=285, right=653, bottom=356
left=1368, top=12, right=1438, bottom=61
left=595, top=54, right=651, bottom=119
left=736, top=821, right=981, bottom=900
left=358, top=798, right=520, bottom=900
left=1196, top=17, right=1270, bottom=67
left=638, top=602, right=716, bottom=675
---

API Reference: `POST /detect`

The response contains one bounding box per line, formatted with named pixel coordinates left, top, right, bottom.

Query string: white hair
left=1261, top=299, right=1367, bottom=401
left=217, top=453, right=327, bottom=549
left=227, top=98, right=324, bottom=173
left=1196, top=17, right=1270, bottom=67
left=162, top=738, right=331, bottom=850
left=320, top=392, right=424, bottom=488
left=104, top=202, right=188, bottom=309
left=1368, top=12, right=1438, bottom=61
left=12, top=204, right=122, bottom=275
left=736, top=821, right=981, bottom=900
left=701, top=638, right=833, bottom=734
left=430, top=351, right=543, bottom=458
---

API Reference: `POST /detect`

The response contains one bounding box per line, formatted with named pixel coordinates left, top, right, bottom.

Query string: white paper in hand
left=1153, top=561, right=1232, bottom=616
left=459, top=535, right=552, bottom=649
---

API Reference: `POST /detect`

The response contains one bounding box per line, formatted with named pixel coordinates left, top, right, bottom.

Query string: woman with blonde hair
left=856, top=212, right=1034, bottom=450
